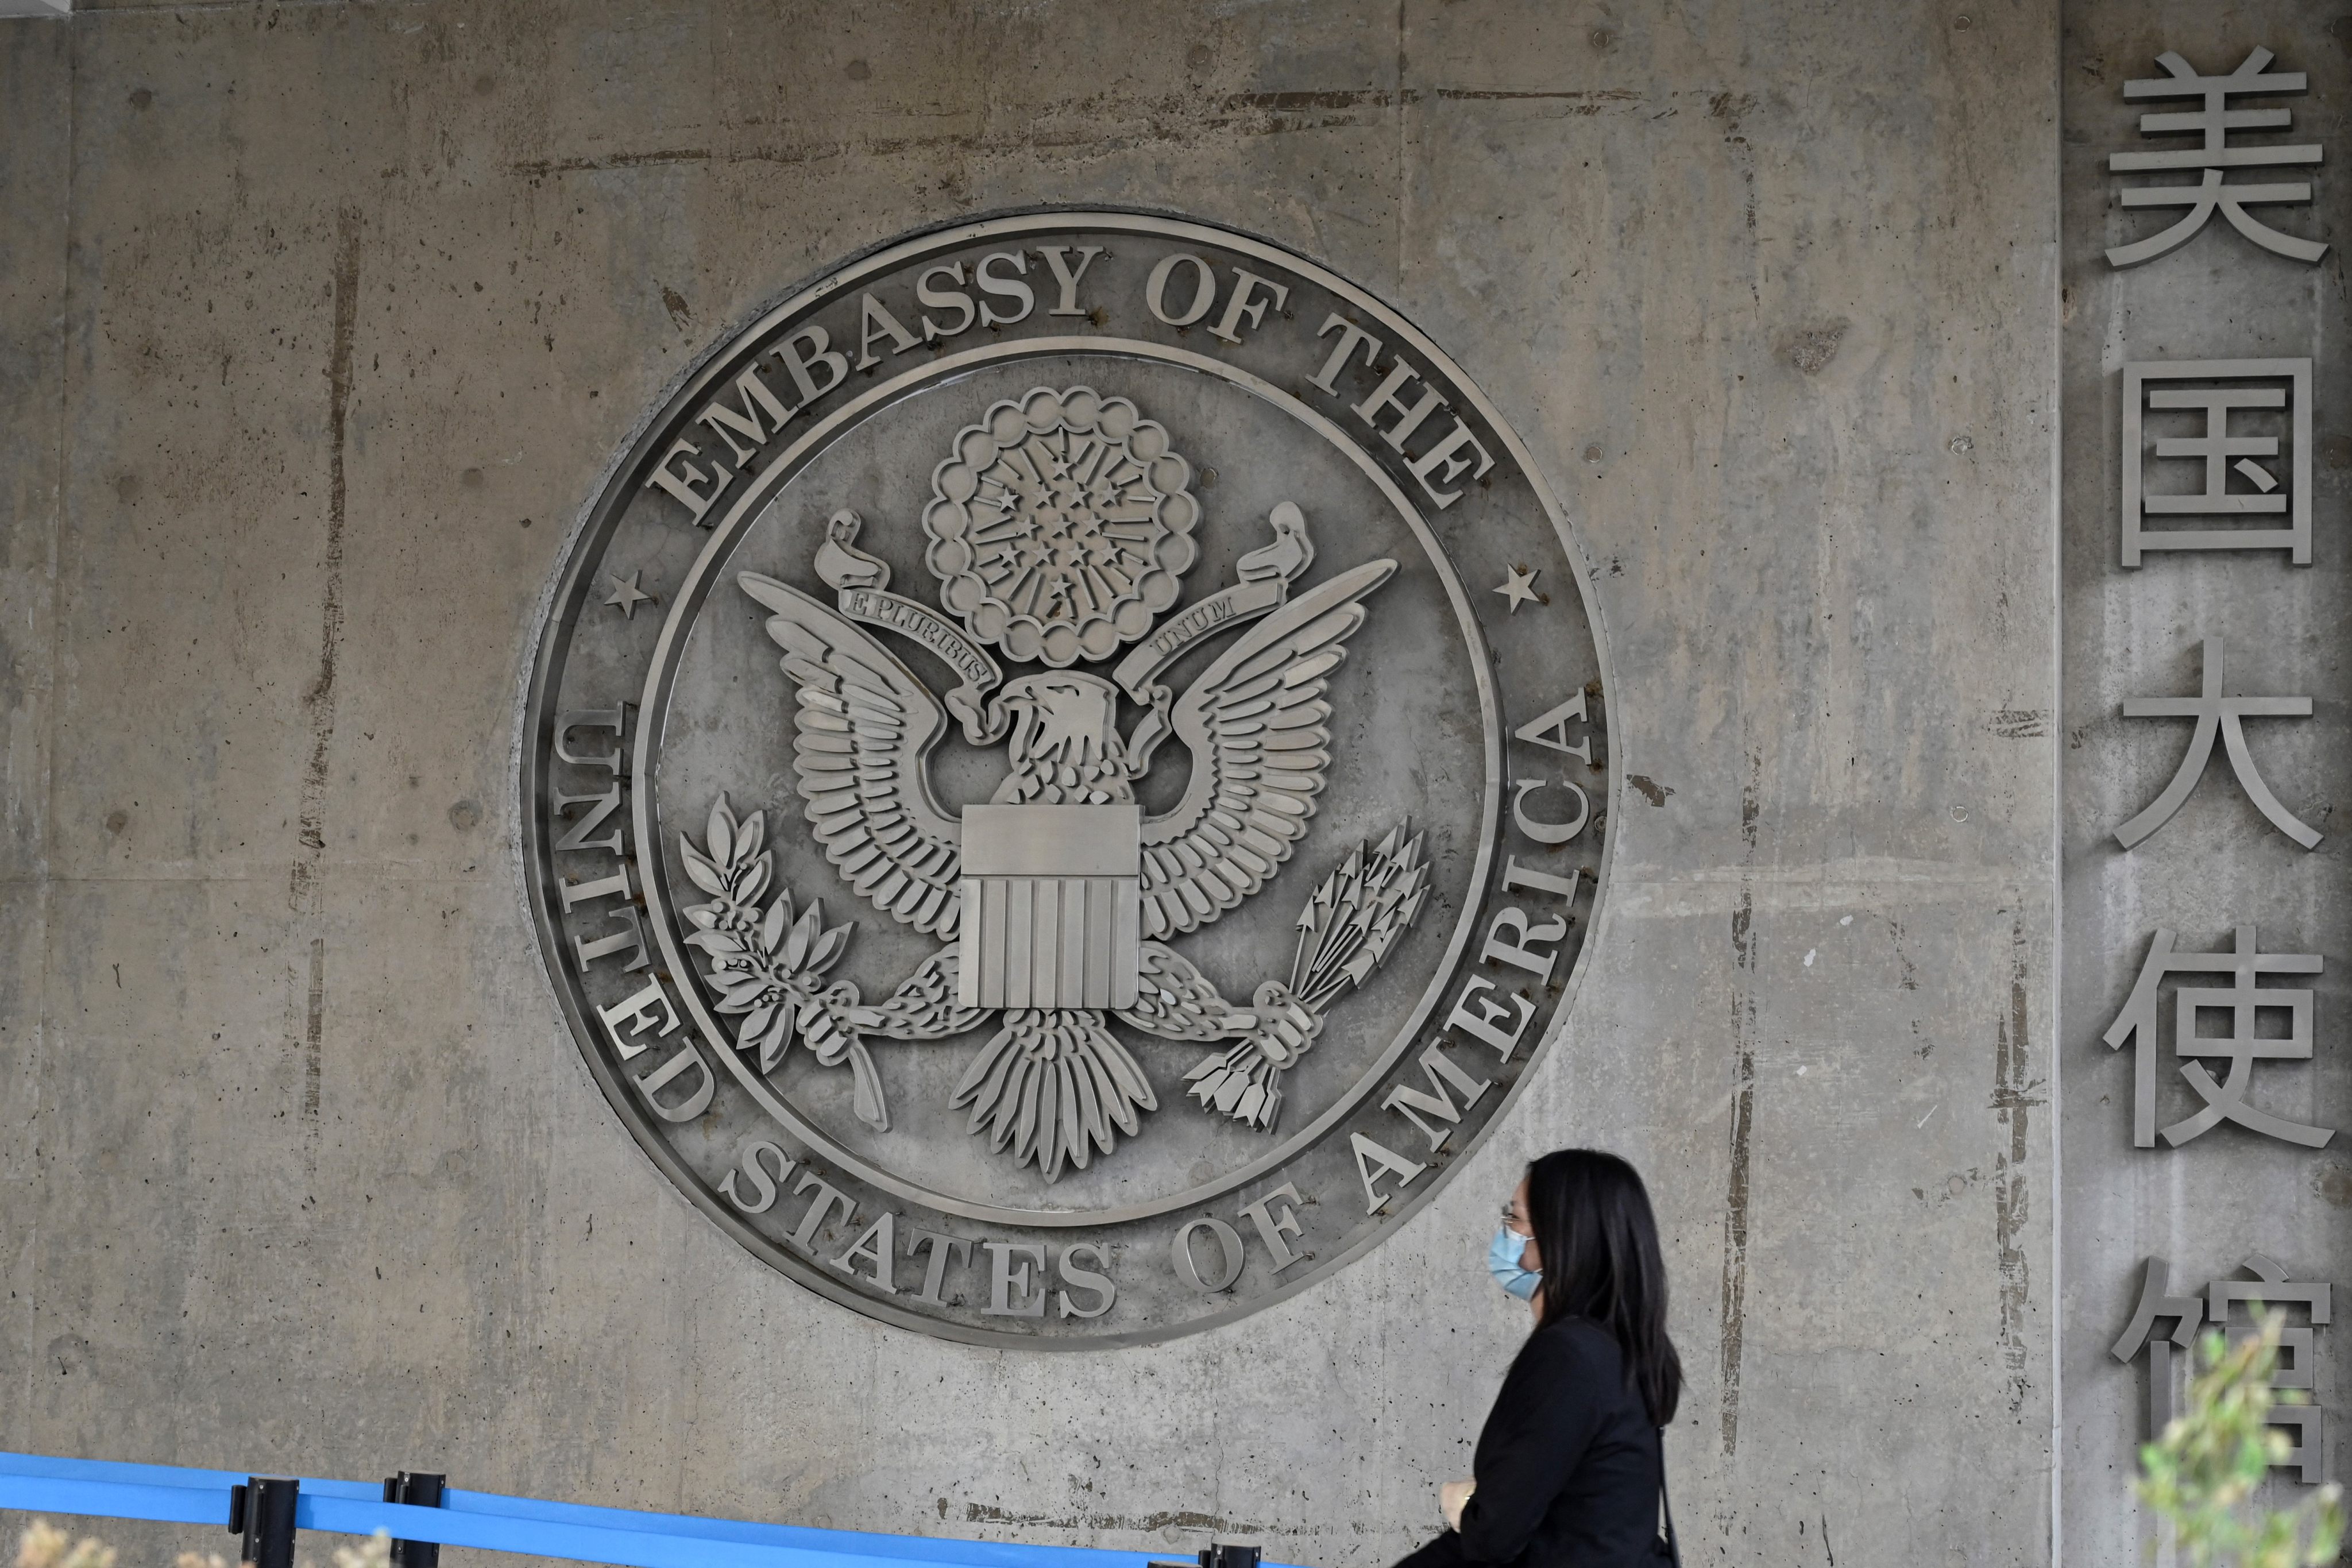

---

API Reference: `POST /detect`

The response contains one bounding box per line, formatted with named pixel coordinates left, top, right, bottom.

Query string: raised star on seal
left=1494, top=565, right=1543, bottom=613
left=604, top=570, right=654, bottom=619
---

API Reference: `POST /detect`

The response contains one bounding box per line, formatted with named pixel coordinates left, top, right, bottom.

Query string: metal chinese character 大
left=2113, top=639, right=2319, bottom=852
left=2102, top=926, right=2331, bottom=1150
left=518, top=213, right=1615, bottom=1346
left=2106, top=48, right=2327, bottom=269
left=2113, top=1255, right=2333, bottom=1482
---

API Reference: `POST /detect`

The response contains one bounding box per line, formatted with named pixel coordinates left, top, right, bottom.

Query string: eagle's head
left=994, top=673, right=1133, bottom=803
left=1002, top=672, right=1118, bottom=761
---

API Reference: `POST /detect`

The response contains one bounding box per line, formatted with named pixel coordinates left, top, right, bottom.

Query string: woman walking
left=1398, top=1149, right=1683, bottom=1568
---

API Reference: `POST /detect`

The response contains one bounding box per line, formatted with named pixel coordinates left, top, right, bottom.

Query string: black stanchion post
left=381, top=1471, right=446, bottom=1568
left=1151, top=1539, right=1260, bottom=1568
left=226, top=1477, right=299, bottom=1568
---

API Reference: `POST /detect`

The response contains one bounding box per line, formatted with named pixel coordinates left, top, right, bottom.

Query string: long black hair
left=1524, top=1148, right=1683, bottom=1427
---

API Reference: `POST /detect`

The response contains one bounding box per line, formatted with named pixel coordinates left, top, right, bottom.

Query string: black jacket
left=1395, top=1318, right=1667, bottom=1568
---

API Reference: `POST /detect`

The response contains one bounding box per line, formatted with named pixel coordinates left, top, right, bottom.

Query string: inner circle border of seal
left=635, top=337, right=1504, bottom=1229
left=515, top=208, right=1621, bottom=1349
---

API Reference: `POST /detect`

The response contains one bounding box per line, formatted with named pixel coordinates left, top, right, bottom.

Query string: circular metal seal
left=519, top=211, right=1614, bottom=1347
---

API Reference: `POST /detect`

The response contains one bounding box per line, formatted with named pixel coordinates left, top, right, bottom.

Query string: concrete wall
left=0, top=5, right=2060, bottom=1567
left=2059, top=3, right=2351, bottom=1560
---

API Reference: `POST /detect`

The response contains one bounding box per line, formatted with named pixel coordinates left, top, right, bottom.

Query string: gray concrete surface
left=0, top=5, right=2061, bottom=1566
left=2060, top=5, right=2352, bottom=1562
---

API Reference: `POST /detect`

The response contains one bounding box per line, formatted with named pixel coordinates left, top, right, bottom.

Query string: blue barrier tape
left=0, top=1455, right=376, bottom=1502
left=0, top=1453, right=1289, bottom=1568
left=0, top=1481, right=929, bottom=1568
left=0, top=1453, right=1109, bottom=1562
left=299, top=1496, right=1125, bottom=1568
left=0, top=1476, right=227, bottom=1530
left=0, top=1453, right=1090, bottom=1564
left=437, top=1488, right=1126, bottom=1567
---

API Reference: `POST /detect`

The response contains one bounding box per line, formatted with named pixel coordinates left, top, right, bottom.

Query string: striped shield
left=957, top=804, right=1142, bottom=1011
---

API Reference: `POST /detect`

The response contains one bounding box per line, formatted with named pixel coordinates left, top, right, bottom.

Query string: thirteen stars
left=1494, top=565, right=1543, bottom=613
left=604, top=570, right=654, bottom=619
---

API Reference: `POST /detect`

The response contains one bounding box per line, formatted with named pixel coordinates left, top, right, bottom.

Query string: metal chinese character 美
left=2122, top=360, right=2311, bottom=567
left=2106, top=48, right=2327, bottom=269
left=2102, top=925, right=2331, bottom=1150
left=2113, top=639, right=2319, bottom=851
left=2114, top=1255, right=2331, bottom=1481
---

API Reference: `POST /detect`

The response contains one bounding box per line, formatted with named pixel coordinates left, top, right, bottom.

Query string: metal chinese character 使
left=2102, top=925, right=2331, bottom=1150
left=2114, top=1255, right=2332, bottom=1481
left=2113, top=639, right=2319, bottom=852
left=2106, top=48, right=2327, bottom=269
left=2121, top=360, right=2312, bottom=567
left=519, top=212, right=1616, bottom=1346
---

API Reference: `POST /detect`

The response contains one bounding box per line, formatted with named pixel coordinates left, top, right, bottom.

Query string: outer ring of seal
left=515, top=208, right=1620, bottom=1348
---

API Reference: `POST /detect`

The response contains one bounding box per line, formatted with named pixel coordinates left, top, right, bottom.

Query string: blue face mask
left=1488, top=1223, right=1540, bottom=1301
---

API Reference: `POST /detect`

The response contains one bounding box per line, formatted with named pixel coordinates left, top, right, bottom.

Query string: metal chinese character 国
left=2122, top=360, right=2311, bottom=567
left=2106, top=48, right=2327, bottom=269
left=2102, top=926, right=2331, bottom=1149
left=2114, top=1255, right=2331, bottom=1481
left=2113, top=639, right=2319, bottom=851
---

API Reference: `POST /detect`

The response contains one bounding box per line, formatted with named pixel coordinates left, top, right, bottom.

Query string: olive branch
left=678, top=794, right=889, bottom=1131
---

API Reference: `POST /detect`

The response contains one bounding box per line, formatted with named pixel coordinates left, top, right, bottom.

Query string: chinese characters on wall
left=2106, top=49, right=2328, bottom=269
left=2099, top=44, right=2331, bottom=1484
left=2115, top=1255, right=2331, bottom=1480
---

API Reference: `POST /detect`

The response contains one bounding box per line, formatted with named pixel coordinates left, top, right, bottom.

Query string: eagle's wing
left=1137, top=559, right=1396, bottom=940
left=739, top=573, right=963, bottom=937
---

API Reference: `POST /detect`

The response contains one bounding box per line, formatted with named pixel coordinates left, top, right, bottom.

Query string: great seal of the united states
left=519, top=210, right=1615, bottom=1347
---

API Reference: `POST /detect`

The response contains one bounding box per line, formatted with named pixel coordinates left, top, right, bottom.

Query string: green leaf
left=2136, top=1310, right=2339, bottom=1568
